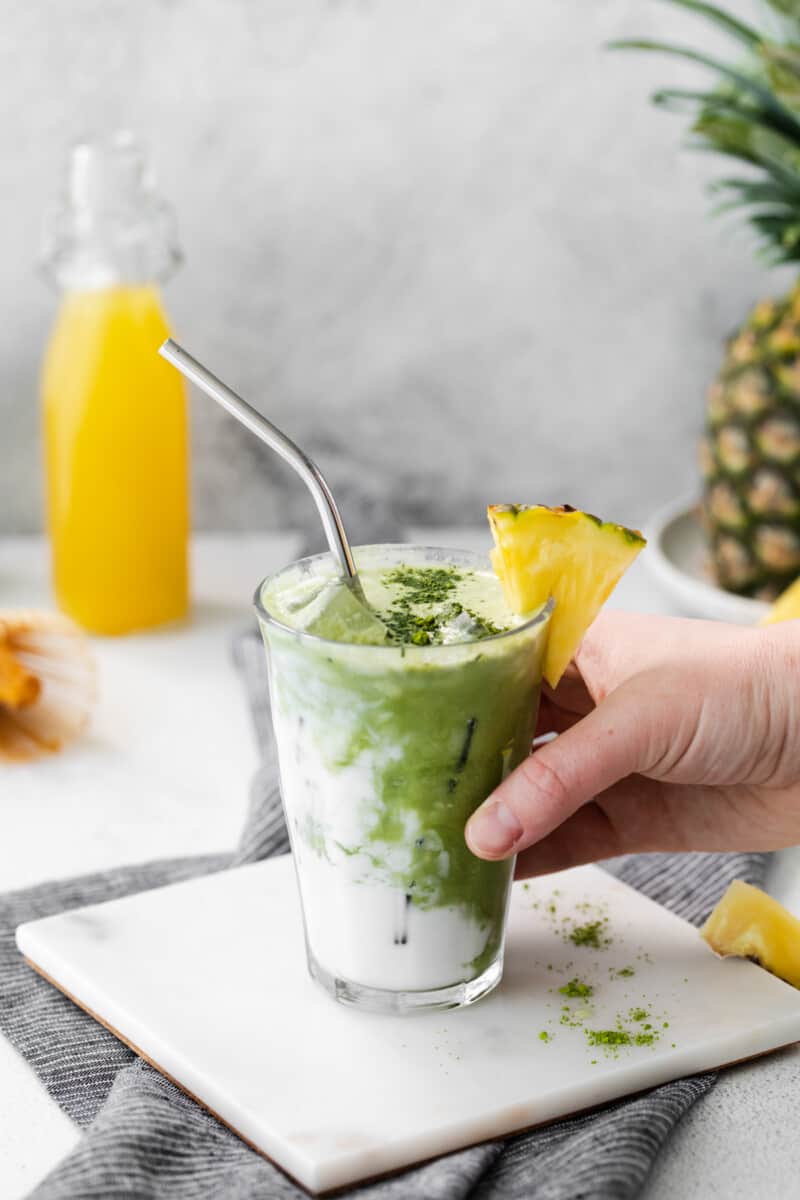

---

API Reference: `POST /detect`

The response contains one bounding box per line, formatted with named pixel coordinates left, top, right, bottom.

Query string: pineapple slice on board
left=487, top=504, right=645, bottom=688
left=701, top=880, right=800, bottom=990
left=759, top=575, right=800, bottom=626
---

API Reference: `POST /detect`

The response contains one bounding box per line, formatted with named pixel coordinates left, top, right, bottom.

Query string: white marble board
left=16, top=857, right=800, bottom=1194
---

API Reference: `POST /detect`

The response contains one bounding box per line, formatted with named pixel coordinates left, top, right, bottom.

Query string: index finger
left=574, top=610, right=740, bottom=704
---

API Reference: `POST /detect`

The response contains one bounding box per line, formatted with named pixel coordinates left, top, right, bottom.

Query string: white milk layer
left=273, top=704, right=495, bottom=992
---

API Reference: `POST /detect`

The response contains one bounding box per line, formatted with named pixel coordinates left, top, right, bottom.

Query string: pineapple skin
left=702, top=286, right=800, bottom=600
left=701, top=879, right=800, bottom=990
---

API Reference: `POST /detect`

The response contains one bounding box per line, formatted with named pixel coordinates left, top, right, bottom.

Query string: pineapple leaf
left=616, top=2, right=800, bottom=259
left=711, top=196, right=797, bottom=219
left=689, top=110, right=763, bottom=164
left=610, top=40, right=800, bottom=141
left=653, top=85, right=800, bottom=145
left=762, top=43, right=800, bottom=101
left=712, top=178, right=800, bottom=205
left=750, top=211, right=800, bottom=259
left=691, top=113, right=800, bottom=184
left=763, top=0, right=800, bottom=19
left=652, top=0, right=762, bottom=48
left=693, top=140, right=800, bottom=191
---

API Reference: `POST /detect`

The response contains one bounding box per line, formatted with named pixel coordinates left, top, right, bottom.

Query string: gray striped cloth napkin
left=0, top=629, right=766, bottom=1200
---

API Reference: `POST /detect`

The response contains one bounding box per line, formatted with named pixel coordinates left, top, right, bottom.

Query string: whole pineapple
left=702, top=289, right=800, bottom=598
left=617, top=0, right=800, bottom=597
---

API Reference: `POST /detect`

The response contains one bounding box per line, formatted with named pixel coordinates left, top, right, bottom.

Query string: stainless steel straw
left=159, top=338, right=361, bottom=586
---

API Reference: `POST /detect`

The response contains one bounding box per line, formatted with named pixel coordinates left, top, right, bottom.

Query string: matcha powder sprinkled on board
left=558, top=978, right=594, bottom=999
left=525, top=889, right=674, bottom=1058
left=582, top=1005, right=668, bottom=1057
left=568, top=920, right=611, bottom=949
left=586, top=1029, right=632, bottom=1048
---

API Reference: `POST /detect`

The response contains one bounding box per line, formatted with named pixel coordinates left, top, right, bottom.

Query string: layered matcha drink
left=256, top=545, right=551, bottom=1013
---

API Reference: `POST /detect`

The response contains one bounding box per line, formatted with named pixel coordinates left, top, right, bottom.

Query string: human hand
left=465, top=611, right=800, bottom=876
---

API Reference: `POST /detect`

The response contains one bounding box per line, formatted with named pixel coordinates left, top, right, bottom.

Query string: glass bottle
left=40, top=131, right=189, bottom=634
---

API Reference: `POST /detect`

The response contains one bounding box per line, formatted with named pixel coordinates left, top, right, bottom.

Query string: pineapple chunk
left=759, top=575, right=800, bottom=625
left=488, top=504, right=645, bottom=687
left=701, top=880, right=800, bottom=989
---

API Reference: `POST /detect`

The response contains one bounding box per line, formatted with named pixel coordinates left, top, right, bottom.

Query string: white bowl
left=644, top=497, right=769, bottom=625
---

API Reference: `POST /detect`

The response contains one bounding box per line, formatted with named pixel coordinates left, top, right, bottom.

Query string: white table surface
left=1, top=533, right=798, bottom=1199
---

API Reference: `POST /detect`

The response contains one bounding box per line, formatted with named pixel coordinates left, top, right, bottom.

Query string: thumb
left=465, top=672, right=677, bottom=861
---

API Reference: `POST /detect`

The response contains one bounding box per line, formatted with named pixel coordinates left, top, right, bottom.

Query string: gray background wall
left=0, top=0, right=788, bottom=540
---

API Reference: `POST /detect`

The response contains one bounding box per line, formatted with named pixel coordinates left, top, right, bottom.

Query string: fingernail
left=467, top=801, right=523, bottom=856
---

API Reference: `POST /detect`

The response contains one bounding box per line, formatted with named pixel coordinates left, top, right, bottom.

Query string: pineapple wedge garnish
left=488, top=504, right=645, bottom=687
left=759, top=576, right=800, bottom=626
left=701, top=880, right=800, bottom=989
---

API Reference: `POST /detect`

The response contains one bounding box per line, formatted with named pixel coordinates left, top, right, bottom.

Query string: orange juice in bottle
left=41, top=133, right=189, bottom=634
